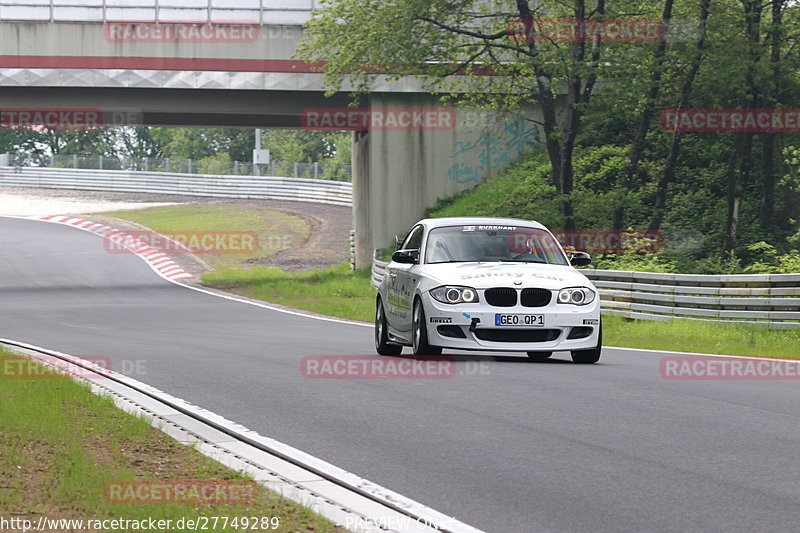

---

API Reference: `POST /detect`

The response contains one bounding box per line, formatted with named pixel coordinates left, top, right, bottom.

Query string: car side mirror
left=569, top=251, right=592, bottom=267
left=392, top=249, right=418, bottom=264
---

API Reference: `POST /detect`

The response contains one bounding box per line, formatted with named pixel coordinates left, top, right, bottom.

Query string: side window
left=402, top=225, right=424, bottom=250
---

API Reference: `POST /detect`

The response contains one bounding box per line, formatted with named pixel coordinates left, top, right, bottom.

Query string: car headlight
left=430, top=286, right=479, bottom=304
left=557, top=287, right=596, bottom=306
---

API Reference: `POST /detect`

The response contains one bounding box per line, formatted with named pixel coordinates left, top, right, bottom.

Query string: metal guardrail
left=348, top=229, right=356, bottom=270
left=371, top=255, right=387, bottom=289
left=6, top=154, right=351, bottom=181
left=0, top=166, right=352, bottom=206
left=583, top=269, right=800, bottom=329
left=370, top=256, right=800, bottom=329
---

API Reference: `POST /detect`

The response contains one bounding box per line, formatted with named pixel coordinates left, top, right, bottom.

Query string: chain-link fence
left=5, top=154, right=352, bottom=181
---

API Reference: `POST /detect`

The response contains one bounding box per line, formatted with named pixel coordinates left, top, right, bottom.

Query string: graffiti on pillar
left=447, top=115, right=539, bottom=184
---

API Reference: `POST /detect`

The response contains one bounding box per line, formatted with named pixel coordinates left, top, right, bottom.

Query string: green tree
left=299, top=0, right=675, bottom=228
left=259, top=130, right=336, bottom=162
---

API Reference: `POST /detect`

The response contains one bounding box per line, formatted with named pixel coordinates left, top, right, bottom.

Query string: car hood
left=418, top=262, right=592, bottom=290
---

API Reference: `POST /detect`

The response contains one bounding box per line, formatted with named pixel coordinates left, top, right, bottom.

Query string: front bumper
left=422, top=296, right=600, bottom=352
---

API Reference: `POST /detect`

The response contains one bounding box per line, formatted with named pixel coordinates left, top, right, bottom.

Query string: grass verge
left=99, top=204, right=312, bottom=267
left=603, top=315, right=800, bottom=359
left=0, top=348, right=344, bottom=532
left=203, top=263, right=375, bottom=322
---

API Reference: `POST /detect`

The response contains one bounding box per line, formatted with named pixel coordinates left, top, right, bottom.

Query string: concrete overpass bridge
left=0, top=0, right=542, bottom=267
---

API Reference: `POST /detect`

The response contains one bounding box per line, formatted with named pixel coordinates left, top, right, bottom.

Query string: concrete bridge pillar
left=352, top=93, right=542, bottom=268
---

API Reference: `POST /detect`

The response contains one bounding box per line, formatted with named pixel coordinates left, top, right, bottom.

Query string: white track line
left=20, top=214, right=369, bottom=327
left=607, top=345, right=800, bottom=362
left=1, top=215, right=486, bottom=532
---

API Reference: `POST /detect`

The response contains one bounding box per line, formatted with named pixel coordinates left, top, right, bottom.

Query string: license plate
left=495, top=314, right=544, bottom=327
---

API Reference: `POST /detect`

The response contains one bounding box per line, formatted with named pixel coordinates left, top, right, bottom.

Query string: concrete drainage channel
left=1, top=339, right=483, bottom=533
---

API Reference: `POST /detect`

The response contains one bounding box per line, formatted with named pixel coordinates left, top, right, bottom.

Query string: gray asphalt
left=2, top=216, right=800, bottom=533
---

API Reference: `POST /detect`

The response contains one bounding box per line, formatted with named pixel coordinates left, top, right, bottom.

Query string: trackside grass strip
left=0, top=348, right=345, bottom=532
left=99, top=205, right=312, bottom=266
left=602, top=315, right=800, bottom=359
left=203, top=263, right=375, bottom=322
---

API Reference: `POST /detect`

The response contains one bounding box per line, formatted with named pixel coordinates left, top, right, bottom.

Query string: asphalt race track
left=2, top=216, right=800, bottom=533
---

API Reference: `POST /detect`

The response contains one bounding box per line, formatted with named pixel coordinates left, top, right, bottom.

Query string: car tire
left=412, top=298, right=442, bottom=356
left=570, top=323, right=602, bottom=364
left=375, top=298, right=402, bottom=356
left=526, top=351, right=553, bottom=361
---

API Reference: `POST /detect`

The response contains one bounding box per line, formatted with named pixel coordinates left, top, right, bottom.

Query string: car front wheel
left=412, top=299, right=442, bottom=356
left=375, top=298, right=402, bottom=356
left=571, top=323, right=602, bottom=364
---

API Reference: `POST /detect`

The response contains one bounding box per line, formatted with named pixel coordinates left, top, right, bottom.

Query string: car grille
left=473, top=329, right=560, bottom=342
left=521, top=288, right=551, bottom=307
left=484, top=287, right=517, bottom=307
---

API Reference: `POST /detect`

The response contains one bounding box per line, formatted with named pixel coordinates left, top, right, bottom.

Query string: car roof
left=416, top=217, right=548, bottom=231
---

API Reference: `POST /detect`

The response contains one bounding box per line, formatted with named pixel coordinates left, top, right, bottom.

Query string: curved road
left=2, top=216, right=800, bottom=533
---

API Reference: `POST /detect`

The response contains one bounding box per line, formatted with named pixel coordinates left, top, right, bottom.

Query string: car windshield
left=424, top=224, right=569, bottom=265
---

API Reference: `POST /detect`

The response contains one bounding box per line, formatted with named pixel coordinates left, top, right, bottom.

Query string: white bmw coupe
left=375, top=217, right=602, bottom=363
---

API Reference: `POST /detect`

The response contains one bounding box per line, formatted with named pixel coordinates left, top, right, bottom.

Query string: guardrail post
left=294, top=162, right=299, bottom=178
left=349, top=230, right=356, bottom=270
left=187, top=159, right=193, bottom=174
left=99, top=155, right=104, bottom=170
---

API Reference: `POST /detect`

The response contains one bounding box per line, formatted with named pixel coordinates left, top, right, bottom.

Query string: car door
left=386, top=224, right=424, bottom=339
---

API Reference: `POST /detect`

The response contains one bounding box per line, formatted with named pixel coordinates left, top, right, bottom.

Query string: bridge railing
left=370, top=255, right=800, bottom=329
left=0, top=0, right=318, bottom=23
left=0, top=166, right=352, bottom=206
